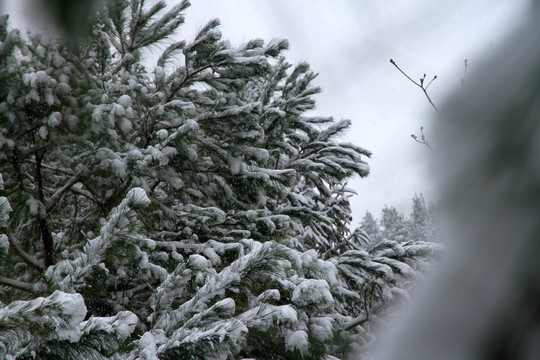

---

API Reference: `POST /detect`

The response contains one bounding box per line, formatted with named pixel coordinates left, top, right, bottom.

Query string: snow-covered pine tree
left=360, top=211, right=381, bottom=244
left=379, top=206, right=408, bottom=243
left=360, top=196, right=438, bottom=246
left=407, top=194, right=437, bottom=243
left=0, top=2, right=440, bottom=358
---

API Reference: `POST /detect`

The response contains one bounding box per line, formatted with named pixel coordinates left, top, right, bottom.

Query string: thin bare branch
left=411, top=126, right=434, bottom=153
left=390, top=59, right=438, bottom=112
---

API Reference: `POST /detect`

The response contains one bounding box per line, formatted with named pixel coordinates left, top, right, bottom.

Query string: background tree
left=361, top=195, right=438, bottom=245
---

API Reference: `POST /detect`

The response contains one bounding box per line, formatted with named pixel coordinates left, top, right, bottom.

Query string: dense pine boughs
left=0, top=2, right=440, bottom=359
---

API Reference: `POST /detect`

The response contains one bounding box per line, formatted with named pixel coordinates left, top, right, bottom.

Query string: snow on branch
left=0, top=291, right=86, bottom=343
left=154, top=241, right=287, bottom=332
left=45, top=188, right=150, bottom=292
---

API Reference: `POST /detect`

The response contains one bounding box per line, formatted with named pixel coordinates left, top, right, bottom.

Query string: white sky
left=3, top=0, right=531, bottom=222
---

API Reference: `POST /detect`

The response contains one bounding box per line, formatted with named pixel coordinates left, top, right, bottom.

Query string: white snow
left=112, top=311, right=138, bottom=340
left=292, top=279, right=334, bottom=309
left=139, top=332, right=159, bottom=360
left=92, top=107, right=103, bottom=122
left=118, top=118, right=133, bottom=133
left=26, top=198, right=40, bottom=216
left=128, top=149, right=143, bottom=160
left=258, top=289, right=280, bottom=302
left=113, top=103, right=125, bottom=116
left=278, top=305, right=298, bottom=324
left=310, top=317, right=334, bottom=341
left=0, top=196, right=12, bottom=225
left=38, top=125, right=48, bottom=140
left=128, top=187, right=151, bottom=208
left=188, top=254, right=209, bottom=270
left=0, top=234, right=9, bottom=255
left=47, top=112, right=62, bottom=127
left=285, top=330, right=309, bottom=354
left=156, top=129, right=169, bottom=140
left=111, top=158, right=127, bottom=178
left=49, top=291, right=87, bottom=342
left=118, top=94, right=131, bottom=107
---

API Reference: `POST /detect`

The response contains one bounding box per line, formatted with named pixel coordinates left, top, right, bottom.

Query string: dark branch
left=0, top=276, right=36, bottom=292
left=46, top=174, right=81, bottom=212
left=8, top=236, right=46, bottom=272
left=35, top=152, right=55, bottom=267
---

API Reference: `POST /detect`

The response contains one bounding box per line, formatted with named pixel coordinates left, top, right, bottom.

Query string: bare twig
left=390, top=59, right=438, bottom=112
left=411, top=126, right=434, bottom=153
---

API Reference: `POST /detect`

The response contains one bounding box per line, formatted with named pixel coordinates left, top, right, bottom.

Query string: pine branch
left=35, top=152, right=54, bottom=266
left=0, top=276, right=35, bottom=292
left=7, top=236, right=46, bottom=272
left=156, top=241, right=285, bottom=332
left=45, top=188, right=150, bottom=291
left=45, top=174, right=81, bottom=212
left=341, top=300, right=395, bottom=331
left=0, top=290, right=86, bottom=335
left=165, top=62, right=222, bottom=103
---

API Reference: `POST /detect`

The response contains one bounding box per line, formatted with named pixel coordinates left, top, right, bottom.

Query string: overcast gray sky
left=3, top=0, right=532, bottom=222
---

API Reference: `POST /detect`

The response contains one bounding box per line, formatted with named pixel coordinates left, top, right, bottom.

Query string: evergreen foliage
left=360, top=194, right=438, bottom=245
left=0, top=2, right=440, bottom=359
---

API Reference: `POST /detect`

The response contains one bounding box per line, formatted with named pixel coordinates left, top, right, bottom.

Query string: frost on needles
left=0, top=1, right=440, bottom=359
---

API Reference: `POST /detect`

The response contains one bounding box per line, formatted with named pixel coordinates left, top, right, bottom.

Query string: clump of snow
left=292, top=279, right=334, bottom=309
left=285, top=330, right=309, bottom=354
left=128, top=149, right=143, bottom=160
left=113, top=311, right=138, bottom=340
left=111, top=158, right=127, bottom=178
left=50, top=291, right=87, bottom=342
left=310, top=317, right=334, bottom=341
left=92, top=107, right=103, bottom=122
left=39, top=126, right=48, bottom=140
left=228, top=157, right=241, bottom=175
left=278, top=305, right=298, bottom=324
left=113, top=103, right=125, bottom=116
left=66, top=115, right=79, bottom=129
left=186, top=146, right=198, bottom=161
left=0, top=235, right=9, bottom=256
left=214, top=298, right=236, bottom=315
left=117, top=94, right=131, bottom=108
left=188, top=254, right=209, bottom=270
left=301, top=250, right=339, bottom=286
left=156, top=129, right=168, bottom=140
left=128, top=188, right=151, bottom=208
left=258, top=289, right=280, bottom=302
left=47, top=112, right=62, bottom=127
left=0, top=196, right=12, bottom=226
left=118, top=118, right=133, bottom=133
left=26, top=198, right=40, bottom=216
left=139, top=331, right=159, bottom=360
